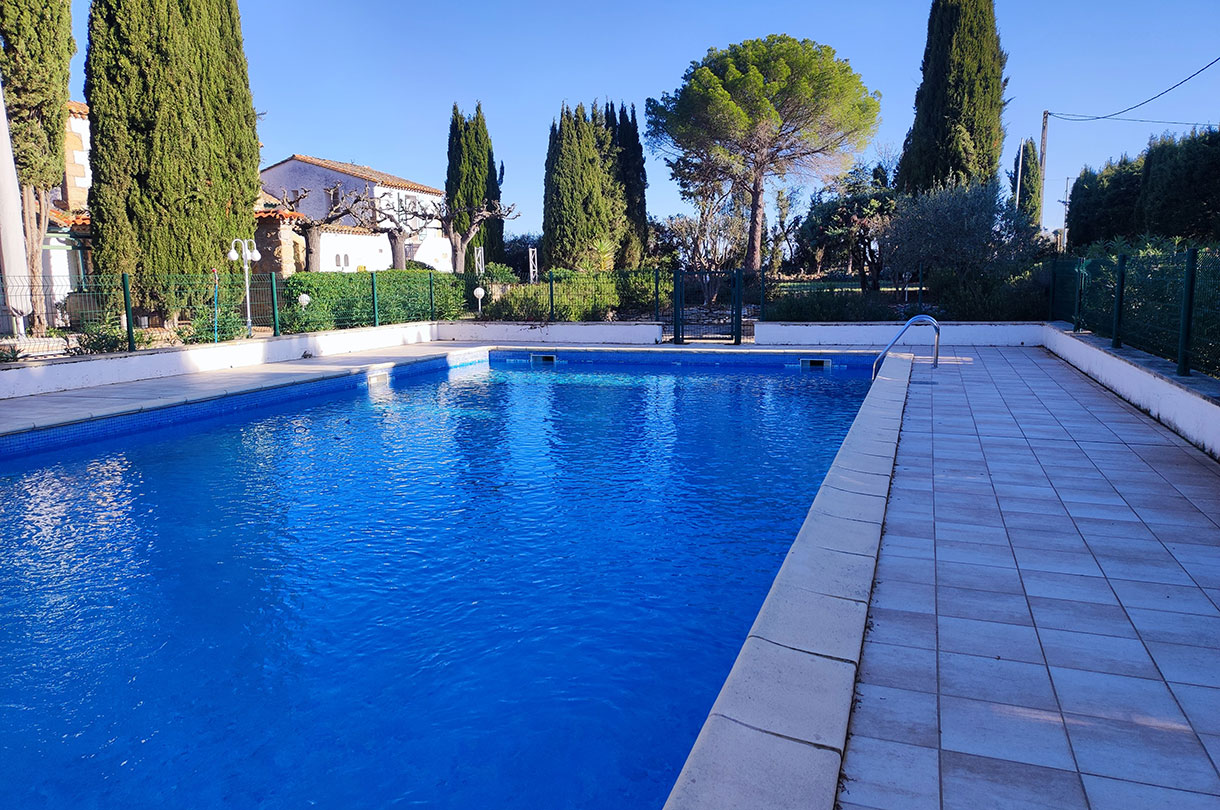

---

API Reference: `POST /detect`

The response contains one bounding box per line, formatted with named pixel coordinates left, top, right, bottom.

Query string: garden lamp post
left=474, top=285, right=485, bottom=315
left=227, top=238, right=261, bottom=337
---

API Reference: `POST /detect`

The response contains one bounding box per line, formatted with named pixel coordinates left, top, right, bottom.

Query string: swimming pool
left=0, top=352, right=871, bottom=809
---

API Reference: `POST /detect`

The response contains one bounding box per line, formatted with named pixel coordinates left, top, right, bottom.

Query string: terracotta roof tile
left=263, top=154, right=443, bottom=196
left=48, top=208, right=90, bottom=227
left=66, top=100, right=88, bottom=119
left=255, top=208, right=306, bottom=221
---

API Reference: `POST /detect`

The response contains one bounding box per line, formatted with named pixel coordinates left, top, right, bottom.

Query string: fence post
left=1110, top=255, right=1126, bottom=349
left=1046, top=261, right=1054, bottom=321
left=1177, top=248, right=1199, bottom=376
left=548, top=270, right=555, bottom=321
left=917, top=262, right=923, bottom=310
left=732, top=268, right=743, bottom=345
left=370, top=271, right=380, bottom=327
left=673, top=268, right=684, bottom=344
left=759, top=264, right=766, bottom=321
left=1073, top=259, right=1085, bottom=332
left=653, top=266, right=660, bottom=322
left=121, top=272, right=136, bottom=352
left=270, top=273, right=281, bottom=337
left=428, top=273, right=436, bottom=320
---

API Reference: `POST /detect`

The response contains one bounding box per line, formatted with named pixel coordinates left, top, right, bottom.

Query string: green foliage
left=541, top=103, right=627, bottom=269
left=1009, top=137, right=1042, bottom=224
left=0, top=0, right=74, bottom=190
left=446, top=103, right=503, bottom=270
left=85, top=0, right=261, bottom=309
left=178, top=307, right=245, bottom=343
left=1066, top=156, right=1144, bottom=248
left=1136, top=130, right=1220, bottom=242
left=0, top=345, right=24, bottom=364
left=795, top=162, right=896, bottom=288
left=882, top=180, right=1042, bottom=285
left=74, top=318, right=154, bottom=353
left=647, top=34, right=879, bottom=271
left=482, top=262, right=519, bottom=283
left=896, top=0, right=1008, bottom=192
left=615, top=269, right=666, bottom=317
left=926, top=266, right=1047, bottom=320
left=764, top=289, right=904, bottom=322
left=482, top=272, right=629, bottom=322
left=281, top=270, right=464, bottom=332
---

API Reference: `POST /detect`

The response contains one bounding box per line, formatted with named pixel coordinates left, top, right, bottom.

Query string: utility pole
left=1015, top=144, right=1024, bottom=209
left=1039, top=110, right=1049, bottom=231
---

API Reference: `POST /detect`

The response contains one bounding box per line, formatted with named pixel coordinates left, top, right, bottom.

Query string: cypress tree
left=0, top=0, right=74, bottom=333
left=618, top=104, right=649, bottom=264
left=896, top=0, right=1008, bottom=192
left=86, top=0, right=259, bottom=312
left=445, top=102, right=502, bottom=272
left=540, top=104, right=624, bottom=269
left=1009, top=137, right=1041, bottom=225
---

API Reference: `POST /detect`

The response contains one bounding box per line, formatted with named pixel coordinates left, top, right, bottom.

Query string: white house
left=259, top=154, right=452, bottom=273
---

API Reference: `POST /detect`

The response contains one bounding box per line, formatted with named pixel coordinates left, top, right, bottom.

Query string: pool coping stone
left=663, top=352, right=913, bottom=810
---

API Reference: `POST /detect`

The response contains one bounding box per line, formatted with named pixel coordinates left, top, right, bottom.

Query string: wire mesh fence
left=1052, top=249, right=1218, bottom=379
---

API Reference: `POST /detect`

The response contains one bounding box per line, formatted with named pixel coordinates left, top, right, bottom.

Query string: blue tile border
left=0, top=350, right=487, bottom=462
left=489, top=348, right=878, bottom=369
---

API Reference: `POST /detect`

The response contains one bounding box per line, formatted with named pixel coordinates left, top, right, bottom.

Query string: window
left=343, top=254, right=350, bottom=267
left=335, top=254, right=341, bottom=267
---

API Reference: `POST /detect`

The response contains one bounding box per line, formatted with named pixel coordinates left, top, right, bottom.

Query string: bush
left=74, top=318, right=155, bottom=353
left=615, top=269, right=662, bottom=317
left=927, top=267, right=1048, bottom=321
left=481, top=271, right=622, bottom=321
left=178, top=307, right=246, bottom=343
left=483, top=262, right=519, bottom=283
left=764, top=289, right=904, bottom=322
left=280, top=298, right=336, bottom=334
left=281, top=270, right=465, bottom=332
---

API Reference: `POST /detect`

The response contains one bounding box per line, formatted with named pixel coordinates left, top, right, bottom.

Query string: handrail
left=873, top=315, right=940, bottom=380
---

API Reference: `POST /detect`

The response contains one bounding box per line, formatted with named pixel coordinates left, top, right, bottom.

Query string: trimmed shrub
left=281, top=270, right=465, bottom=332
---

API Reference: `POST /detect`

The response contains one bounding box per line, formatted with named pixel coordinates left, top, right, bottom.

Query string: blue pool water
left=0, top=357, right=870, bottom=809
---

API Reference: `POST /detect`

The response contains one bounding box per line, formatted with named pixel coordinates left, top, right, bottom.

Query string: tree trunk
left=21, top=185, right=50, bottom=335
left=744, top=172, right=766, bottom=272
left=304, top=226, right=322, bottom=272
left=387, top=230, right=407, bottom=270
left=449, top=231, right=465, bottom=274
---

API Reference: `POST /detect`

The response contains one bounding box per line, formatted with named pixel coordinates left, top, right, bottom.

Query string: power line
left=1049, top=54, right=1220, bottom=122
left=1048, top=113, right=1217, bottom=128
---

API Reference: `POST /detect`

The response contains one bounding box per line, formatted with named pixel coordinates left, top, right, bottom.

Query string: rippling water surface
left=0, top=360, right=869, bottom=809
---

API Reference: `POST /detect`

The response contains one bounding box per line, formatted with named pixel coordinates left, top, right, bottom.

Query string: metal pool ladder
left=873, top=315, right=940, bottom=380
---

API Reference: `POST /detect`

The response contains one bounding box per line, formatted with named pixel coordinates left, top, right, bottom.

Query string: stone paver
left=844, top=346, right=1220, bottom=809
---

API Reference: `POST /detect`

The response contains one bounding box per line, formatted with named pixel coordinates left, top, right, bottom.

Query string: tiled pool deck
left=2, top=341, right=1218, bottom=808
left=842, top=347, right=1220, bottom=810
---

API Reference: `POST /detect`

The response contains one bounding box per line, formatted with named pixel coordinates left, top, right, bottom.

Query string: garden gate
left=670, top=268, right=743, bottom=344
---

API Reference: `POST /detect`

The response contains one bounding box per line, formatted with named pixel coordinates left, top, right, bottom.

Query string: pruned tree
left=430, top=198, right=518, bottom=274
left=0, top=0, right=74, bottom=334
left=647, top=34, right=880, bottom=272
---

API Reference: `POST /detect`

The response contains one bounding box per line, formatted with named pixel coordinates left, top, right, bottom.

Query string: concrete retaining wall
left=1044, top=325, right=1220, bottom=459
left=755, top=321, right=1045, bottom=346
left=435, top=320, right=663, bottom=344
left=0, top=322, right=437, bottom=399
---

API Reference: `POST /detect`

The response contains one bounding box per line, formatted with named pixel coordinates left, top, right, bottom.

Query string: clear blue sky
left=66, top=0, right=1219, bottom=236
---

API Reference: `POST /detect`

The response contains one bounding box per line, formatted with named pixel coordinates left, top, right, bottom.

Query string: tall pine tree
left=86, top=0, right=259, bottom=312
left=445, top=102, right=502, bottom=272
left=1009, top=137, right=1041, bottom=225
left=896, top=0, right=1007, bottom=193
left=0, top=0, right=74, bottom=333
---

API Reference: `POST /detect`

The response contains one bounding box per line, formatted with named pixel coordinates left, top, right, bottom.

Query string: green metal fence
left=1051, top=249, right=1219, bottom=379
left=0, top=268, right=674, bottom=358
